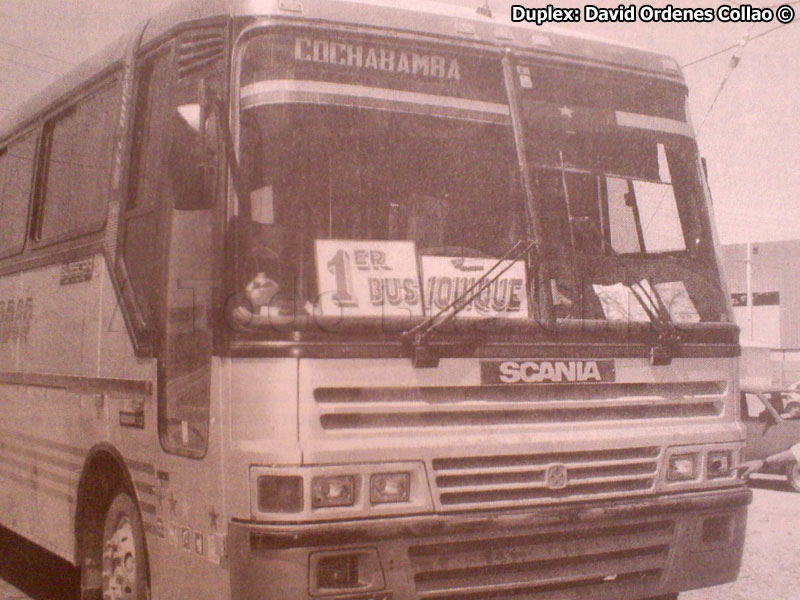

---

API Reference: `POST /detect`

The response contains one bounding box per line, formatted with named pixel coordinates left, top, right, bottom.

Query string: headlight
left=370, top=472, right=410, bottom=504
left=257, top=475, right=303, bottom=512
left=251, top=462, right=433, bottom=520
left=667, top=454, right=697, bottom=481
left=707, top=451, right=732, bottom=479
left=311, top=475, right=357, bottom=508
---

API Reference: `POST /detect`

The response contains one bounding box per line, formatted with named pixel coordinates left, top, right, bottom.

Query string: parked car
left=740, top=387, right=800, bottom=491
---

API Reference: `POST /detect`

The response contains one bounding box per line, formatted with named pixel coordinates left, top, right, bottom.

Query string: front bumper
left=229, top=486, right=750, bottom=600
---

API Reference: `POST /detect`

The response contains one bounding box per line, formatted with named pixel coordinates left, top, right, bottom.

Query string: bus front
left=222, top=21, right=748, bottom=600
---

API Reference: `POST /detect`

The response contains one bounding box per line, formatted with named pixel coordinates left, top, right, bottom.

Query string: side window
left=35, top=78, right=120, bottom=243
left=122, top=49, right=174, bottom=329
left=742, top=393, right=767, bottom=420
left=0, top=131, right=36, bottom=257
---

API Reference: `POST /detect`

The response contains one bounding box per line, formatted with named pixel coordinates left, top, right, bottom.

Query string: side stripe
left=1, top=428, right=86, bottom=457
left=127, top=459, right=155, bottom=476
left=0, top=452, right=76, bottom=488
left=0, top=371, right=152, bottom=397
left=0, top=437, right=82, bottom=472
left=134, top=480, right=156, bottom=496
left=0, top=464, right=74, bottom=504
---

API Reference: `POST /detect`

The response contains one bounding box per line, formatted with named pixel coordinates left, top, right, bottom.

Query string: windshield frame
left=223, top=23, right=735, bottom=349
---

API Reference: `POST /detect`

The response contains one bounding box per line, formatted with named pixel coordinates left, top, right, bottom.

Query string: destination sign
left=294, top=38, right=461, bottom=80
left=315, top=240, right=423, bottom=319
left=420, top=256, right=528, bottom=320
left=240, top=32, right=507, bottom=105
left=481, top=359, right=616, bottom=384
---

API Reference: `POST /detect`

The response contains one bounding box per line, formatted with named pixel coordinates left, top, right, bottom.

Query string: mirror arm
left=200, top=82, right=249, bottom=220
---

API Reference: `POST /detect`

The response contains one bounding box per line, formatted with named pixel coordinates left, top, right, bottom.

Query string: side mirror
left=170, top=80, right=218, bottom=211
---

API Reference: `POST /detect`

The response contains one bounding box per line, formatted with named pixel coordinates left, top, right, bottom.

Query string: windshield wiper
left=402, top=239, right=537, bottom=367
left=629, top=278, right=681, bottom=365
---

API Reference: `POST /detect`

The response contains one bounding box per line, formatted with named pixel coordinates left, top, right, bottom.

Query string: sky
left=0, top=0, right=797, bottom=245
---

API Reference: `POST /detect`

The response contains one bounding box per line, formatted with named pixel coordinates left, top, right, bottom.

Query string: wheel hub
left=103, top=517, right=137, bottom=600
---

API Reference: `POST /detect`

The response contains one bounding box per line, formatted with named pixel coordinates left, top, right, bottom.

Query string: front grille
left=315, top=382, right=724, bottom=430
left=433, top=447, right=659, bottom=509
left=408, top=519, right=674, bottom=599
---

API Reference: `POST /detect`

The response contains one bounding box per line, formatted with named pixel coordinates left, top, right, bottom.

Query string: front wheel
left=102, top=492, right=149, bottom=600
left=786, top=462, right=800, bottom=492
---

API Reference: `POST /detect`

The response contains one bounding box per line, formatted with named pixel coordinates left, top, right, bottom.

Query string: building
left=721, top=239, right=800, bottom=386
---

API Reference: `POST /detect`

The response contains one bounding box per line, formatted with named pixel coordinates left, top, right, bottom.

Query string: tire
left=102, top=492, right=149, bottom=600
left=786, top=462, right=800, bottom=492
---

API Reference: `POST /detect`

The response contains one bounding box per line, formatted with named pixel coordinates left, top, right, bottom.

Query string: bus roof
left=145, top=0, right=682, bottom=76
left=0, top=0, right=683, bottom=142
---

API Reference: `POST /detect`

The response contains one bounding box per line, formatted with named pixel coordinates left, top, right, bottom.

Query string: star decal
left=559, top=105, right=574, bottom=118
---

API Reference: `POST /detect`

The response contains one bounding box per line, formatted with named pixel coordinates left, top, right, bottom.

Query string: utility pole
left=745, top=240, right=753, bottom=342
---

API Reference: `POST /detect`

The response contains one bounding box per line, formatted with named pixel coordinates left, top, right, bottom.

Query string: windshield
left=230, top=103, right=525, bottom=326
left=524, top=134, right=725, bottom=322
left=514, top=64, right=727, bottom=323
left=230, top=31, right=728, bottom=335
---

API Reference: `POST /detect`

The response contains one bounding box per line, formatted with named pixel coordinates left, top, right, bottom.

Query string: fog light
left=707, top=451, right=732, bottom=479
left=701, top=515, right=732, bottom=543
left=370, top=472, right=410, bottom=504
left=257, top=475, right=303, bottom=512
left=312, top=475, right=356, bottom=508
left=667, top=454, right=697, bottom=481
left=318, top=554, right=359, bottom=588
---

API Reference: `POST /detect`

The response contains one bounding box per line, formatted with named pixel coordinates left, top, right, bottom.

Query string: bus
left=0, top=1, right=749, bottom=599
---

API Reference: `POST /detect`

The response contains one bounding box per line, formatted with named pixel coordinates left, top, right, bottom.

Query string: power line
left=0, top=38, right=75, bottom=66
left=697, top=22, right=759, bottom=131
left=682, top=23, right=791, bottom=68
left=0, top=55, right=60, bottom=77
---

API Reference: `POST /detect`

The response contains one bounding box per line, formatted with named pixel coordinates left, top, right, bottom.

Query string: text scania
left=294, top=38, right=461, bottom=80
left=499, top=360, right=603, bottom=384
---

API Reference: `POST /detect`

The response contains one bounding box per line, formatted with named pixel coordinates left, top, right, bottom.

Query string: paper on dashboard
left=592, top=279, right=700, bottom=323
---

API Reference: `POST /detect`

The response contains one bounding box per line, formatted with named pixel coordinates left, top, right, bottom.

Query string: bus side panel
left=0, top=255, right=110, bottom=560
left=0, top=270, right=32, bottom=541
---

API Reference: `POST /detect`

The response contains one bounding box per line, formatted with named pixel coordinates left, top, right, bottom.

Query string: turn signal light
left=707, top=451, right=732, bottom=479
left=370, top=472, right=410, bottom=504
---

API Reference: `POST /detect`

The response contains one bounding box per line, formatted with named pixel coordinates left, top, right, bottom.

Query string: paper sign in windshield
left=315, top=240, right=423, bottom=318
left=420, top=256, right=528, bottom=319
left=593, top=279, right=700, bottom=323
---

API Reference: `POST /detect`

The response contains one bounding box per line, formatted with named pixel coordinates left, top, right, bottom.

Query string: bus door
left=117, top=26, right=230, bottom=596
